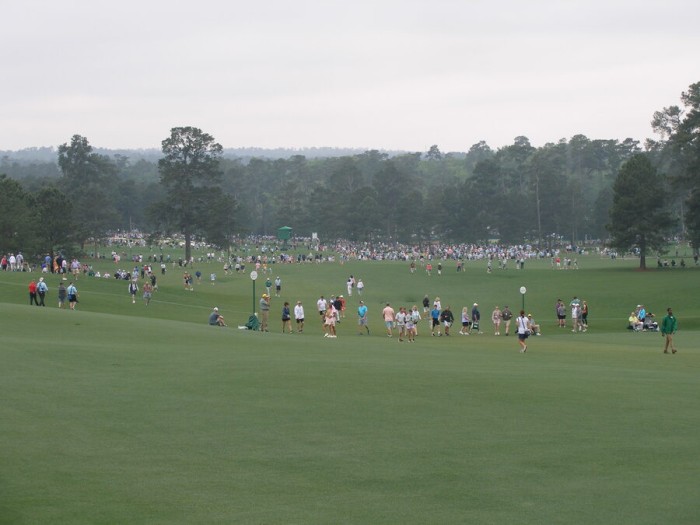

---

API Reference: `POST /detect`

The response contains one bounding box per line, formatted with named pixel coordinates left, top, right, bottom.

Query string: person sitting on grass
left=527, top=314, right=541, bottom=336
left=209, top=307, right=226, bottom=327
left=628, top=312, right=643, bottom=332
left=643, top=312, right=659, bottom=332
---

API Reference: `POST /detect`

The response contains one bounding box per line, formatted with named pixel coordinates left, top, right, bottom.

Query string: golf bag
left=245, top=314, right=260, bottom=331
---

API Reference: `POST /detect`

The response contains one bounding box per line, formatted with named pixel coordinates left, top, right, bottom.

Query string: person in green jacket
left=660, top=307, right=678, bottom=354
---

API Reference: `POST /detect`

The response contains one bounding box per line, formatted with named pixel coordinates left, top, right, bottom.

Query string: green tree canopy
left=607, top=154, right=675, bottom=269
left=151, top=126, right=230, bottom=261
left=0, top=175, right=35, bottom=255
left=57, top=134, right=119, bottom=248
left=651, top=81, right=700, bottom=250
left=31, top=187, right=75, bottom=257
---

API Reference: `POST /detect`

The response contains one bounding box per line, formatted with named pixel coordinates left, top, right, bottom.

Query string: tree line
left=1, top=83, right=699, bottom=266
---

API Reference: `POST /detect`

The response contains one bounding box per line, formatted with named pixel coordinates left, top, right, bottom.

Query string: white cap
left=214, top=307, right=219, bottom=311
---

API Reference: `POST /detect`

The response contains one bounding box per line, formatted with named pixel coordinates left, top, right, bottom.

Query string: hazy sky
left=2, top=0, right=699, bottom=152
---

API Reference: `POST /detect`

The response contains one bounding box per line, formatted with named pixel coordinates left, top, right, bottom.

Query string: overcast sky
left=2, top=0, right=699, bottom=152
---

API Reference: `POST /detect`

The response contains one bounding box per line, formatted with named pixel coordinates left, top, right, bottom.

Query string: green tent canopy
left=277, top=226, right=293, bottom=241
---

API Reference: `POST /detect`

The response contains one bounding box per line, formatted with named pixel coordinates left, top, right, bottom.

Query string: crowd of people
left=6, top=235, right=683, bottom=355
left=627, top=304, right=660, bottom=332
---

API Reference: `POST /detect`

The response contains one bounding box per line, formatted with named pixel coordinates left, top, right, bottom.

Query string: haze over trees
left=1, top=82, right=699, bottom=260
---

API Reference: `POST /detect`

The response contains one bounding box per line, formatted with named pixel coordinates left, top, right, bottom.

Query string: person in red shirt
left=28, top=279, right=39, bottom=306
left=339, top=295, right=346, bottom=318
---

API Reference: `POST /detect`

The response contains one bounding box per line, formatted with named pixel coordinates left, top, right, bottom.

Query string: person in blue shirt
left=357, top=301, right=369, bottom=335
left=37, top=278, right=48, bottom=306
left=431, top=304, right=442, bottom=336
left=637, top=305, right=646, bottom=324
left=66, top=282, right=78, bottom=310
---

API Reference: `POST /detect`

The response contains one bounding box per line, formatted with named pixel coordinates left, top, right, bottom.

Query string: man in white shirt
left=294, top=301, right=305, bottom=333
left=317, top=295, right=327, bottom=322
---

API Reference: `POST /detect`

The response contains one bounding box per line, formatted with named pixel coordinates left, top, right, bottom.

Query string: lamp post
left=250, top=270, right=258, bottom=315
left=520, top=286, right=527, bottom=312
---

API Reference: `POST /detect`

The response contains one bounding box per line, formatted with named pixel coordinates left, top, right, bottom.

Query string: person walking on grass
left=324, top=307, right=337, bottom=338
left=58, top=282, right=67, bottom=308
left=405, top=311, right=416, bottom=342
left=492, top=305, right=502, bottom=335
left=410, top=305, right=421, bottom=336
left=275, top=276, right=282, bottom=297
left=501, top=305, right=513, bottom=336
left=459, top=306, right=470, bottom=335
left=382, top=302, right=395, bottom=337
left=129, top=280, right=139, bottom=304
left=516, top=309, right=530, bottom=353
left=282, top=301, right=293, bottom=333
left=661, top=307, right=678, bottom=354
left=28, top=279, right=39, bottom=306
left=470, top=303, right=482, bottom=334
left=396, top=306, right=407, bottom=342
left=431, top=303, right=441, bottom=336
left=67, top=282, right=78, bottom=310
left=37, top=277, right=48, bottom=306
left=142, top=281, right=153, bottom=306
left=317, top=295, right=327, bottom=322
left=440, top=305, right=454, bottom=336
left=294, top=301, right=305, bottom=333
left=357, top=301, right=370, bottom=335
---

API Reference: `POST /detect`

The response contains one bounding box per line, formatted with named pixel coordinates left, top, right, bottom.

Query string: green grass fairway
left=1, top=253, right=699, bottom=524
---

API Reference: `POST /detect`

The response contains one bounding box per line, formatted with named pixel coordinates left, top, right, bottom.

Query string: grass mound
left=1, top=254, right=699, bottom=523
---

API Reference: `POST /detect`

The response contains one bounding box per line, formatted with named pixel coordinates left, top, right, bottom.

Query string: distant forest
left=2, top=81, right=699, bottom=255
left=0, top=136, right=667, bottom=243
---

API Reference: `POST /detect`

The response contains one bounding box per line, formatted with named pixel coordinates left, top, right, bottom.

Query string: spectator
left=440, top=306, right=455, bottom=336
left=382, top=302, right=396, bottom=337
left=208, top=307, right=226, bottom=327
left=459, top=307, right=470, bottom=335
left=37, top=277, right=48, bottom=307
left=67, top=282, right=79, bottom=310
left=281, top=301, right=292, bottom=333
left=491, top=306, right=502, bottom=335
left=294, top=301, right=305, bottom=333
left=628, top=312, right=643, bottom=332
left=516, top=310, right=530, bottom=353
left=501, top=305, right=513, bottom=336
left=527, top=314, right=541, bottom=335
left=357, top=301, right=369, bottom=335
left=259, top=294, right=271, bottom=332
left=28, top=279, right=39, bottom=306
left=470, top=303, right=482, bottom=334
